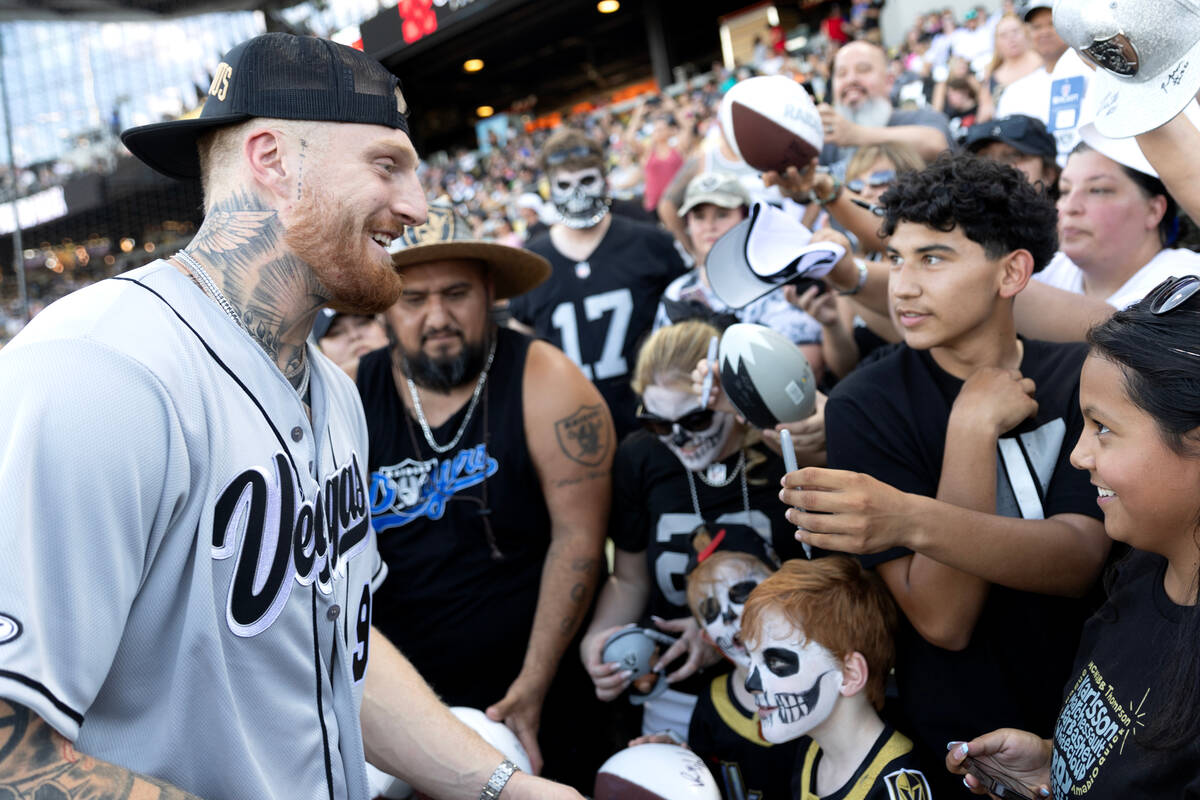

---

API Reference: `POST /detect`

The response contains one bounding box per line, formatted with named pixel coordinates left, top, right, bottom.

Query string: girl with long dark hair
left=948, top=275, right=1200, bottom=797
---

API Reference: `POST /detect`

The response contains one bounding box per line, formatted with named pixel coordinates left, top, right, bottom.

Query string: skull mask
left=643, top=383, right=736, bottom=472
left=549, top=166, right=611, bottom=229
left=696, top=558, right=771, bottom=670
left=745, top=607, right=843, bottom=744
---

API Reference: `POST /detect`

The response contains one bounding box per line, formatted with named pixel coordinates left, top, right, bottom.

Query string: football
left=719, top=75, right=823, bottom=174
left=594, top=743, right=721, bottom=800
left=718, top=324, right=817, bottom=429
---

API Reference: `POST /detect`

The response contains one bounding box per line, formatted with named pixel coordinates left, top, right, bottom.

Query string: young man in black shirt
left=779, top=153, right=1109, bottom=794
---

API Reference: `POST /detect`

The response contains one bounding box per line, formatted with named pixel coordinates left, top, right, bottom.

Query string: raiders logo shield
left=554, top=404, right=607, bottom=466
left=884, top=768, right=932, bottom=800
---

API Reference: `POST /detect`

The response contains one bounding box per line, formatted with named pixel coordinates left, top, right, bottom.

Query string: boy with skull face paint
left=740, top=557, right=934, bottom=800
left=682, top=527, right=803, bottom=800
left=510, top=129, right=686, bottom=438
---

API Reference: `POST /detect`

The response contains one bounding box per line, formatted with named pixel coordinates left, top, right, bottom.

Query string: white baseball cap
left=706, top=202, right=845, bottom=309
left=1054, top=0, right=1200, bottom=138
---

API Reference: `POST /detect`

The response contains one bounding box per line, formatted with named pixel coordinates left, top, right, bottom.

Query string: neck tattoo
left=403, top=336, right=498, bottom=454
left=176, top=250, right=310, bottom=399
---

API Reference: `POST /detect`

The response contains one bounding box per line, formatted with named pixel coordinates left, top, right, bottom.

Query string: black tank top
left=357, top=328, right=552, bottom=708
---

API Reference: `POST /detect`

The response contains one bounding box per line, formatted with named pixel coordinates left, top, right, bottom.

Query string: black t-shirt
left=792, top=724, right=932, bottom=800
left=356, top=330, right=551, bottom=709
left=609, top=431, right=804, bottom=694
left=1051, top=551, right=1200, bottom=798
left=511, top=216, right=686, bottom=438
left=688, top=671, right=799, bottom=800
left=825, top=339, right=1104, bottom=791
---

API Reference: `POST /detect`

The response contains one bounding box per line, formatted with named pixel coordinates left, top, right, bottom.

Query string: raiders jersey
left=512, top=215, right=685, bottom=437
left=0, top=261, right=384, bottom=800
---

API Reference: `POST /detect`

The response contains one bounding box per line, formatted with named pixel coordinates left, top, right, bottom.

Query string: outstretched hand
left=650, top=615, right=721, bottom=684
left=762, top=157, right=819, bottom=203
left=485, top=677, right=547, bottom=774
left=779, top=466, right=923, bottom=554
left=946, top=730, right=1052, bottom=798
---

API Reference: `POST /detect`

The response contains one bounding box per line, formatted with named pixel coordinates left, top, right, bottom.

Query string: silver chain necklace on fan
left=175, top=250, right=310, bottom=399
left=685, top=449, right=750, bottom=518
left=405, top=336, right=497, bottom=454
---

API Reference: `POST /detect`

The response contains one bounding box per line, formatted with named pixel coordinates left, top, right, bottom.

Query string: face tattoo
left=696, top=560, right=771, bottom=670
left=745, top=608, right=843, bottom=743
left=549, top=166, right=611, bottom=229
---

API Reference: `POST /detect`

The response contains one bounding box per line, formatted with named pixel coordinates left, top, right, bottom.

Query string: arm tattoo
left=552, top=404, right=611, bottom=467
left=0, top=700, right=201, bottom=799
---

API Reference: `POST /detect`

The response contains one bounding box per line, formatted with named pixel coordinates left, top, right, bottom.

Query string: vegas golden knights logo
left=883, top=769, right=931, bottom=800
left=209, top=62, right=233, bottom=102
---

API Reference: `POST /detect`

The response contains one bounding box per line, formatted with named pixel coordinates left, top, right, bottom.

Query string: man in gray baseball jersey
left=0, top=33, right=580, bottom=800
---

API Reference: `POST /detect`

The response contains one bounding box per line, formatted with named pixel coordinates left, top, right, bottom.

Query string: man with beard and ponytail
left=0, top=33, right=581, bottom=800
left=357, top=205, right=614, bottom=791
left=509, top=128, right=686, bottom=438
left=819, top=41, right=952, bottom=177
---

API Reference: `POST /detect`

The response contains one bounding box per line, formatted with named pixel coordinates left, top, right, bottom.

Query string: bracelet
left=808, top=176, right=842, bottom=206
left=837, top=258, right=869, bottom=296
left=479, top=759, right=520, bottom=800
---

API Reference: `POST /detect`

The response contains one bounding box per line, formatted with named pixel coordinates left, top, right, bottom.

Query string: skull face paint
left=745, top=608, right=842, bottom=743
left=642, top=383, right=736, bottom=472
left=696, top=559, right=771, bottom=670
left=549, top=166, right=611, bottom=229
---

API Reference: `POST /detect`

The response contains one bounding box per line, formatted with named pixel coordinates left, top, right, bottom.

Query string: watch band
left=837, top=258, right=870, bottom=296
left=479, top=759, right=520, bottom=800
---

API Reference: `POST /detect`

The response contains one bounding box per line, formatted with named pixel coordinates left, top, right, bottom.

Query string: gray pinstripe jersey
left=0, top=261, right=384, bottom=800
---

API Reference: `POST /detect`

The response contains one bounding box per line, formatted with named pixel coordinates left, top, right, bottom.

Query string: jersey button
left=291, top=426, right=303, bottom=442
left=326, top=605, right=341, bottom=621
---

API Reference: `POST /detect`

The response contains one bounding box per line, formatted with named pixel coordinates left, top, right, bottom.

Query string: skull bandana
left=549, top=166, right=611, bottom=229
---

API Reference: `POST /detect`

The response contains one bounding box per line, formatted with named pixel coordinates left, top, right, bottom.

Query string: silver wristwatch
left=479, top=759, right=520, bottom=800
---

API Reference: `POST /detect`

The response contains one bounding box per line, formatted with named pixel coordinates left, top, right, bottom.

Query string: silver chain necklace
left=175, top=250, right=310, bottom=399
left=685, top=449, right=750, bottom=518
left=404, top=337, right=497, bottom=454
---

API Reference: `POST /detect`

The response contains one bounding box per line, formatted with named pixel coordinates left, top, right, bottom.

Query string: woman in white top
left=1036, top=143, right=1198, bottom=309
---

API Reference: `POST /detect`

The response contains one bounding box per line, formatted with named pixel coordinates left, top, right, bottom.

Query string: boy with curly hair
left=779, top=152, right=1108, bottom=793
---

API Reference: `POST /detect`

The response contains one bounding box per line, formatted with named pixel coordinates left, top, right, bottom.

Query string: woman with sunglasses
left=1035, top=142, right=1200, bottom=310
left=579, top=320, right=804, bottom=740
left=947, top=276, right=1200, bottom=797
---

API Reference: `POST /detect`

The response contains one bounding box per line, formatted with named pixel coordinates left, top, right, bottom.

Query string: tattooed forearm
left=559, top=581, right=589, bottom=634
left=552, top=404, right=611, bottom=467
left=0, top=700, right=201, bottom=799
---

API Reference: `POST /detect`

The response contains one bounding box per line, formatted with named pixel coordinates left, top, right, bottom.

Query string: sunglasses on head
left=846, top=169, right=895, bottom=194
left=1148, top=275, right=1200, bottom=315
left=546, top=145, right=599, bottom=166
left=636, top=405, right=716, bottom=436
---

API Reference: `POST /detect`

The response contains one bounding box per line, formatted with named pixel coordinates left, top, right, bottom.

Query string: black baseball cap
left=121, top=33, right=411, bottom=180
left=964, top=115, right=1057, bottom=162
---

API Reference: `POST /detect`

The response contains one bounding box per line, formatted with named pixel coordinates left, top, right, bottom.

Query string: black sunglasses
left=636, top=405, right=716, bottom=437
left=1148, top=275, right=1200, bottom=315
left=545, top=145, right=599, bottom=166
